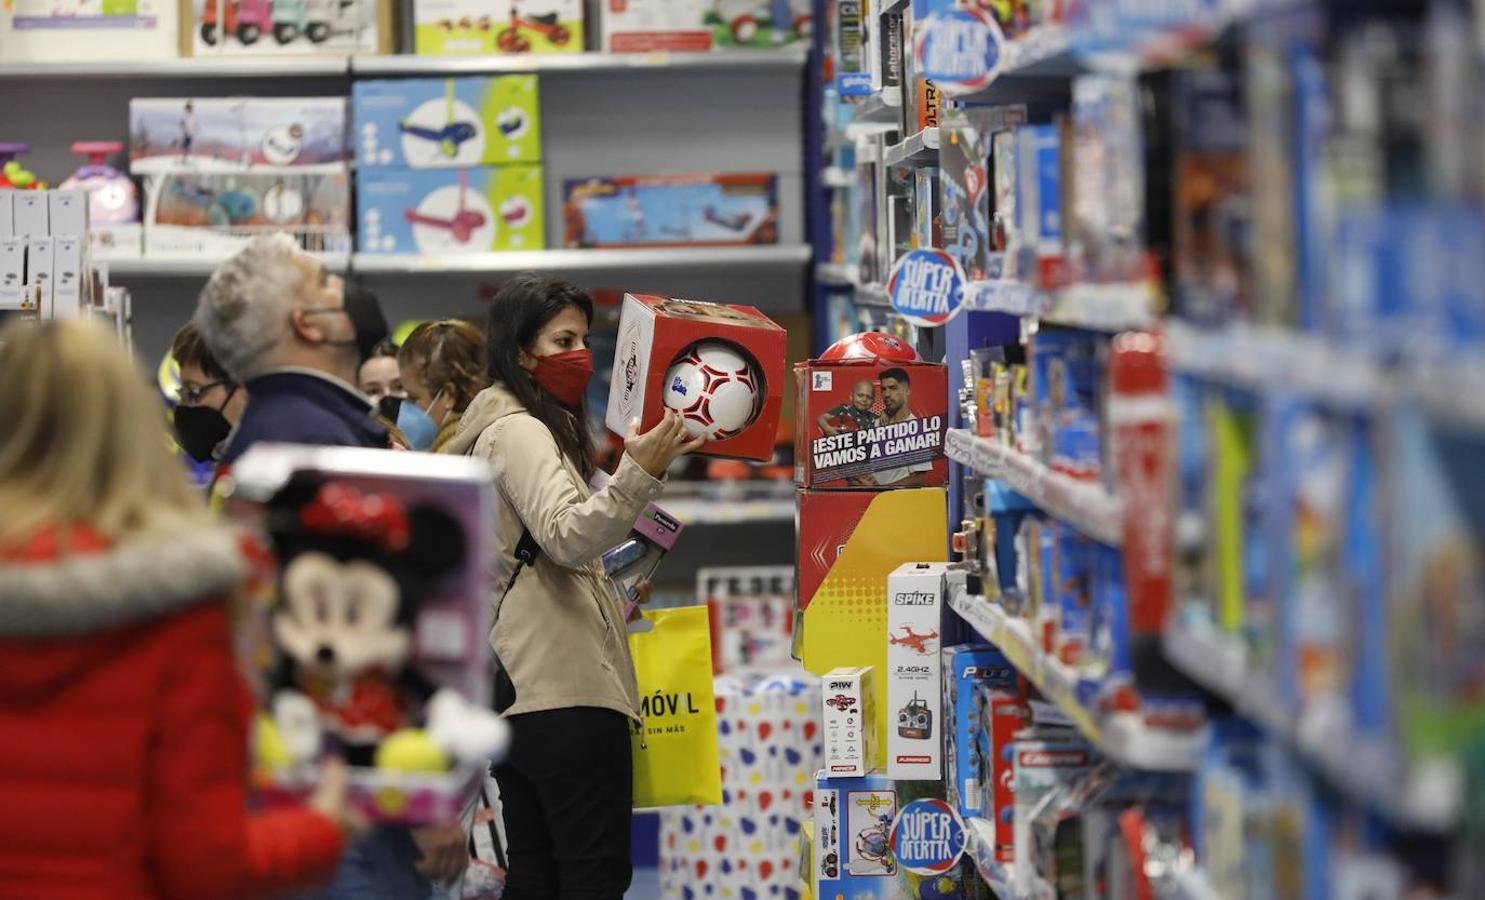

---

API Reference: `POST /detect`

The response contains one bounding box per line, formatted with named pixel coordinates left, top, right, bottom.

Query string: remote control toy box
left=607, top=292, right=787, bottom=461
left=353, top=76, right=542, bottom=169
left=224, top=444, right=509, bottom=826
left=356, top=165, right=544, bottom=254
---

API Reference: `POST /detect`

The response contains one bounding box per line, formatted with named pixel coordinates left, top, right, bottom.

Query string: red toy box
left=607, top=293, right=787, bottom=462
left=794, top=359, right=950, bottom=488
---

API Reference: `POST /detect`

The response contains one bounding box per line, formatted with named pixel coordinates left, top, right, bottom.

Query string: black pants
left=495, top=707, right=634, bottom=900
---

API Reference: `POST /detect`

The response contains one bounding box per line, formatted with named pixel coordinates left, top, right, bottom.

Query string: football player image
left=871, top=367, right=934, bottom=486
left=818, top=379, right=878, bottom=436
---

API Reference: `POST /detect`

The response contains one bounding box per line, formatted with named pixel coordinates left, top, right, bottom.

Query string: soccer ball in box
left=606, top=293, right=786, bottom=462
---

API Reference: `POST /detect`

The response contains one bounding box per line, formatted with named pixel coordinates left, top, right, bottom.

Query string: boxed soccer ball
left=795, top=352, right=949, bottom=490
left=355, top=165, right=544, bottom=254
left=606, top=292, right=787, bottom=461
left=352, top=76, right=542, bottom=169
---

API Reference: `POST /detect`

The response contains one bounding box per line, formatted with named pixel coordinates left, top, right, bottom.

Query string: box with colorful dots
left=352, top=76, right=542, bottom=168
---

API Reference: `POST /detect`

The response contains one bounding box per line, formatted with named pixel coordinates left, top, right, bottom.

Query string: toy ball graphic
left=820, top=331, right=920, bottom=363
left=663, top=340, right=762, bottom=441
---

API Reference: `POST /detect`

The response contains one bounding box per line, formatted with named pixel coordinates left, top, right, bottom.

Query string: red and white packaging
left=1109, top=332, right=1173, bottom=642
left=795, top=359, right=949, bottom=489
left=607, top=293, right=787, bottom=461
left=822, top=666, right=878, bottom=777
left=885, top=561, right=946, bottom=780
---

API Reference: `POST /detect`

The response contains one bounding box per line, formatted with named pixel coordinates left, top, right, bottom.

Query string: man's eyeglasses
left=177, top=380, right=229, bottom=406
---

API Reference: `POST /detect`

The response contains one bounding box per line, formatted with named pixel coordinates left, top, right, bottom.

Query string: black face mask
left=343, top=286, right=389, bottom=363
left=377, top=395, right=402, bottom=421
left=173, top=386, right=237, bottom=462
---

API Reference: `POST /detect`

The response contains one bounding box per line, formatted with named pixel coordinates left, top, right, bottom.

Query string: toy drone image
left=889, top=625, right=939, bottom=655
left=399, top=81, right=479, bottom=159
left=825, top=694, right=856, bottom=712
left=898, top=692, right=933, bottom=740
left=404, top=169, right=487, bottom=244
left=497, top=0, right=572, bottom=52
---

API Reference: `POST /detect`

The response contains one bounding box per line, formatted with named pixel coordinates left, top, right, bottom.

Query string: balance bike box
left=812, top=771, right=899, bottom=890
left=129, top=98, right=350, bottom=176
left=413, top=0, right=583, bottom=54
left=562, top=174, right=778, bottom=249
left=353, top=76, right=542, bottom=169
left=795, top=359, right=948, bottom=489
left=355, top=165, right=544, bottom=254
left=886, top=562, right=946, bottom=781
left=605, top=292, right=786, bottom=462
left=224, top=444, right=509, bottom=827
left=822, top=666, right=879, bottom=778
left=183, top=0, right=392, bottom=55
left=601, top=0, right=811, bottom=52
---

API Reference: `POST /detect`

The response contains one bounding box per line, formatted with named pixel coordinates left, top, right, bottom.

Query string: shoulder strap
left=491, top=528, right=540, bottom=714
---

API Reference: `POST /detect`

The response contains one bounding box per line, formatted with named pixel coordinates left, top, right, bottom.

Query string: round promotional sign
left=913, top=6, right=1005, bottom=96
left=887, top=247, right=967, bottom=327
left=890, top=797, right=967, bottom=876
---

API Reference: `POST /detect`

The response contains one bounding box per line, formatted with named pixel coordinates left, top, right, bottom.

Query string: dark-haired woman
left=444, top=274, right=702, bottom=899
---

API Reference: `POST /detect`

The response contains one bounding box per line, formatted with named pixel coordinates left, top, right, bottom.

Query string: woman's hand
left=625, top=412, right=706, bottom=479
left=626, top=579, right=653, bottom=622
left=308, top=757, right=368, bottom=839
left=412, top=822, right=470, bottom=883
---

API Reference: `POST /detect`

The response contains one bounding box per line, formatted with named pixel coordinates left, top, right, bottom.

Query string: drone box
left=606, top=292, right=786, bottom=461
left=182, top=0, right=392, bottom=56
left=797, top=488, right=947, bottom=752
left=355, top=165, right=544, bottom=255
left=412, top=0, right=583, bottom=54
left=562, top=174, right=778, bottom=249
left=812, top=771, right=898, bottom=892
left=224, top=444, right=496, bottom=827
left=353, top=76, right=542, bottom=169
left=142, top=170, right=351, bottom=258
left=129, top=98, right=350, bottom=176
left=821, top=666, right=879, bottom=778
left=885, top=561, right=947, bottom=780
left=601, top=0, right=810, bottom=52
left=794, top=358, right=949, bottom=490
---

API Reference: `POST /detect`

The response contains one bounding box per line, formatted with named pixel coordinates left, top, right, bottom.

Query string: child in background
left=0, top=317, right=359, bottom=900
left=400, top=319, right=491, bottom=453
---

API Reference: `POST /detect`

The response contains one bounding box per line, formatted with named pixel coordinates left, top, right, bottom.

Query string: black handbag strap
left=492, top=528, right=540, bottom=714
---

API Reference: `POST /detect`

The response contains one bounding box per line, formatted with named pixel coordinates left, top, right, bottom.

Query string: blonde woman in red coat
left=0, top=318, right=358, bottom=899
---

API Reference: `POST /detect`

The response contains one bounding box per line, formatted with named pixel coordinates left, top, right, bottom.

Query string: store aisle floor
left=627, top=867, right=661, bottom=899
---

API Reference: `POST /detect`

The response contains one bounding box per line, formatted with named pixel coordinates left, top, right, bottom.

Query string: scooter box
left=129, top=97, right=350, bottom=176
left=355, top=165, right=545, bottom=255
left=353, top=76, right=542, bottom=169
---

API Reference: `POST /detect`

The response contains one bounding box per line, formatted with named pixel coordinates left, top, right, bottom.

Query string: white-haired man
left=194, top=234, right=391, bottom=466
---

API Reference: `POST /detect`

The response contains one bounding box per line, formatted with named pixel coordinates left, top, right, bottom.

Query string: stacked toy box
left=353, top=75, right=545, bottom=255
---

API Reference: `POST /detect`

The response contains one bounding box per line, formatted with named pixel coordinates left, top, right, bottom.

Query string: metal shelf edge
left=351, top=46, right=808, bottom=75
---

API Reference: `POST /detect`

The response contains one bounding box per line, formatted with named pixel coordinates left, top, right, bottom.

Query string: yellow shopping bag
left=628, top=606, right=723, bottom=808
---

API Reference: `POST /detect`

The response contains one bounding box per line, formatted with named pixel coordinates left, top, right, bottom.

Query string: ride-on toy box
left=413, top=0, right=583, bottom=54
left=600, top=0, right=811, bottom=51
left=183, top=0, right=392, bottom=55
left=794, top=358, right=949, bottom=489
left=142, top=170, right=351, bottom=257
left=129, top=98, right=350, bottom=175
left=606, top=292, right=787, bottom=462
left=353, top=76, right=542, bottom=168
left=224, top=444, right=508, bottom=827
left=355, top=165, right=545, bottom=254
left=562, top=174, right=777, bottom=248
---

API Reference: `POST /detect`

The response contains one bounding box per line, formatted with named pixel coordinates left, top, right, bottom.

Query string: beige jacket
left=445, top=383, right=663, bottom=721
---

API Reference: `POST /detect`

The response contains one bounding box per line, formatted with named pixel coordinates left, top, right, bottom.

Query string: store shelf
left=821, top=166, right=854, bottom=189
left=855, top=282, right=892, bottom=308
left=964, top=280, right=1158, bottom=332
left=351, top=244, right=812, bottom=274
left=1163, top=617, right=1462, bottom=832
left=352, top=46, right=808, bottom=76
left=883, top=127, right=940, bottom=167
left=946, top=428, right=1123, bottom=547
left=106, top=252, right=350, bottom=277
left=950, top=585, right=1206, bottom=772
left=815, top=262, right=859, bottom=286
left=850, top=87, right=903, bottom=125
left=2, top=56, right=350, bottom=79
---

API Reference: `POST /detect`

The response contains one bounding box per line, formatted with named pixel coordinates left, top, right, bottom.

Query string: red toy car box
left=794, top=359, right=949, bottom=488
left=607, top=293, right=787, bottom=462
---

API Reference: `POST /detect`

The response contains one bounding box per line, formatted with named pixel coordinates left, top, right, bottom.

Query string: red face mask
left=530, top=348, right=594, bottom=408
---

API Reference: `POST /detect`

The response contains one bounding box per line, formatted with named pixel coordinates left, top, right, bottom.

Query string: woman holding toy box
left=0, top=317, right=359, bottom=900
left=445, top=273, right=702, bottom=898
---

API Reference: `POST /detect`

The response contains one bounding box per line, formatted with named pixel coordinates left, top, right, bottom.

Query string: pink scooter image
left=403, top=170, right=486, bottom=244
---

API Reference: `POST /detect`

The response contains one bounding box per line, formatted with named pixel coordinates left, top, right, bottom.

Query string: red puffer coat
left=0, top=523, right=344, bottom=899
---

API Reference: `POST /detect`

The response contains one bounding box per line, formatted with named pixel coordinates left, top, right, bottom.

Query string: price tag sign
left=887, top=247, right=967, bottom=327
left=913, top=7, right=1005, bottom=96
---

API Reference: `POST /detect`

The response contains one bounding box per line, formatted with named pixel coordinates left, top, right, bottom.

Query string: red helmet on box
left=820, top=332, right=919, bottom=363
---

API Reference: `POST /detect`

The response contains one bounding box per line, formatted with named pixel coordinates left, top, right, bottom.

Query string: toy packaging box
left=183, top=0, right=392, bottom=56
left=600, top=0, right=811, bottom=52
left=355, top=165, right=544, bottom=254
left=562, top=174, right=778, bottom=249
left=940, top=645, right=1015, bottom=824
left=142, top=171, right=351, bottom=257
left=606, top=292, right=787, bottom=461
left=413, top=0, right=582, bottom=54
left=812, top=771, right=899, bottom=890
left=794, top=358, right=949, bottom=489
left=823, top=666, right=879, bottom=777
left=223, top=444, right=508, bottom=827
left=939, top=107, right=995, bottom=281
left=129, top=98, right=350, bottom=176
left=0, top=0, right=177, bottom=62
left=1012, top=734, right=1097, bottom=896
left=797, top=488, right=947, bottom=751
left=353, top=77, right=542, bottom=169
left=886, top=562, right=946, bottom=780
left=600, top=501, right=684, bottom=621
